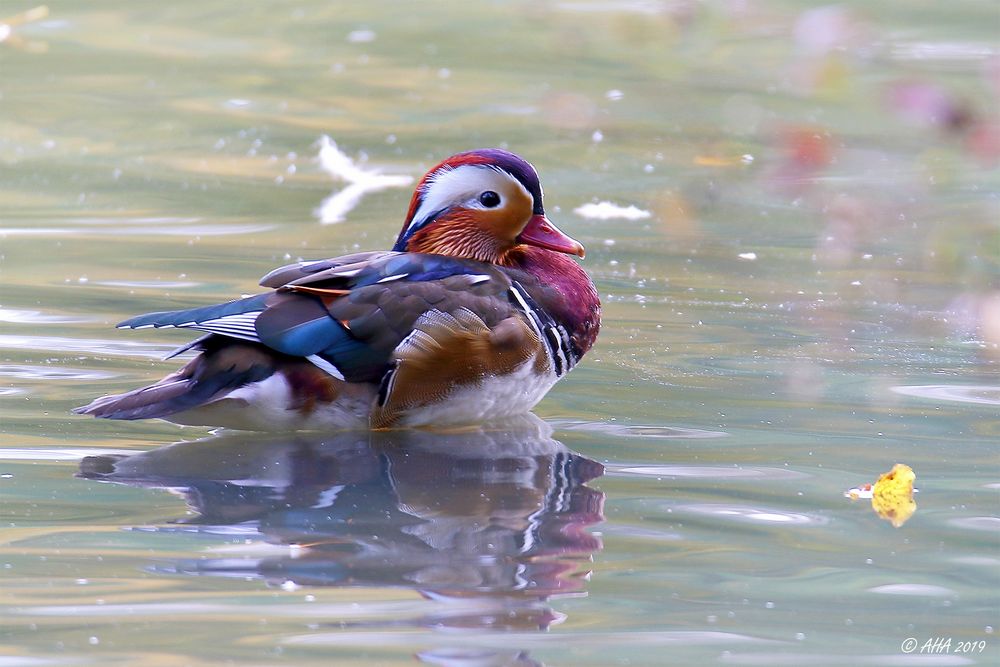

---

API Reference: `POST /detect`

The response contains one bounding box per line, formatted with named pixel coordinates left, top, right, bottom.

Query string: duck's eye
left=479, top=190, right=501, bottom=208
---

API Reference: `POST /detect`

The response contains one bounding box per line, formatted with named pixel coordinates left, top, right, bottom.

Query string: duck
left=74, top=148, right=601, bottom=430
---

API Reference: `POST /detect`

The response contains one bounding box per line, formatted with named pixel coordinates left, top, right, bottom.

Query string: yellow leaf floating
left=845, top=464, right=917, bottom=527
left=871, top=464, right=917, bottom=527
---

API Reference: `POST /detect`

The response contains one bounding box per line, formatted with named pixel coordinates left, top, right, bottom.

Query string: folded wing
left=116, top=252, right=520, bottom=387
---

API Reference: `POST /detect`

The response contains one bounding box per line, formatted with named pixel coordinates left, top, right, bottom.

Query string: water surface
left=1, top=2, right=998, bottom=665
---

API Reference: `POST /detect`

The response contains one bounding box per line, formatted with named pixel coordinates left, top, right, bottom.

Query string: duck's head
left=392, top=149, right=585, bottom=264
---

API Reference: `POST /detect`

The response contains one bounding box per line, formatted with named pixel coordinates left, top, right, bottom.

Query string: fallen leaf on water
left=845, top=463, right=916, bottom=527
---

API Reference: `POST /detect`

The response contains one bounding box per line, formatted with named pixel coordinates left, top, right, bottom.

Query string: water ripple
left=0, top=308, right=94, bottom=324
left=867, top=584, right=956, bottom=597
left=676, top=503, right=826, bottom=526
left=556, top=421, right=728, bottom=439
left=284, top=629, right=772, bottom=648
left=19, top=602, right=230, bottom=617
left=0, top=658, right=72, bottom=667
left=891, top=40, right=996, bottom=61
left=125, top=525, right=262, bottom=537
left=721, top=653, right=974, bottom=666
left=0, top=448, right=135, bottom=461
left=600, top=524, right=683, bottom=542
left=891, top=385, right=1000, bottom=406
left=1, top=224, right=274, bottom=237
left=0, top=335, right=175, bottom=359
left=62, top=216, right=203, bottom=225
left=96, top=280, right=200, bottom=289
left=950, top=556, right=1000, bottom=567
left=0, top=364, right=117, bottom=381
left=947, top=517, right=1000, bottom=532
left=613, top=465, right=809, bottom=480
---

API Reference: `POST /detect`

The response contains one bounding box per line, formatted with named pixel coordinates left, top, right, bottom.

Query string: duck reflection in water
left=78, top=414, right=604, bottom=641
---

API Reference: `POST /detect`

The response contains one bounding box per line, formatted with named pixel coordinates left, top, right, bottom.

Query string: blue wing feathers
left=118, top=293, right=270, bottom=330
left=260, top=317, right=337, bottom=356
left=113, top=253, right=512, bottom=386
left=254, top=296, right=344, bottom=357
left=252, top=293, right=386, bottom=382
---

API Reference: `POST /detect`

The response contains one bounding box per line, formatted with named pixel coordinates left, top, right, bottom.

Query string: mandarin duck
left=75, top=149, right=601, bottom=430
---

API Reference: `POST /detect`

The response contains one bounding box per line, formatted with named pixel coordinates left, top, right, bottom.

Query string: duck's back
left=75, top=249, right=597, bottom=430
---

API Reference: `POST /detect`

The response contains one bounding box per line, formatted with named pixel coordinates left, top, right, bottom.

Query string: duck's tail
left=73, top=337, right=277, bottom=420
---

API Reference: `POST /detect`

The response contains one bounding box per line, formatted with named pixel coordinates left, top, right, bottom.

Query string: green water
left=2, top=2, right=998, bottom=665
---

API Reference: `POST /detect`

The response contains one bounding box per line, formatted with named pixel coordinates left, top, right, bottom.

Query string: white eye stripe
left=406, top=164, right=530, bottom=234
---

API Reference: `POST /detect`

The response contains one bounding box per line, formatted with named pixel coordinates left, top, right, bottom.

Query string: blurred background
left=1, top=2, right=997, bottom=666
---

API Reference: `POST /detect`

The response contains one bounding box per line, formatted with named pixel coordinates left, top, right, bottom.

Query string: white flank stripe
left=306, top=354, right=346, bottom=381
left=376, top=273, right=408, bottom=284
left=508, top=284, right=554, bottom=375
left=508, top=284, right=532, bottom=317
left=548, top=326, right=568, bottom=374
left=509, top=286, right=545, bottom=341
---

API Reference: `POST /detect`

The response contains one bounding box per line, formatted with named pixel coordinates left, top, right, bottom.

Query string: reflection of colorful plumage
left=77, top=415, right=606, bottom=629
left=75, top=149, right=601, bottom=429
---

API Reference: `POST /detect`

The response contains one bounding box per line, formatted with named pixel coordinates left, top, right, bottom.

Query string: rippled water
left=2, top=2, right=998, bottom=666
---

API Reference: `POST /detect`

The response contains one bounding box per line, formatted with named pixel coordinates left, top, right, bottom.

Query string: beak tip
left=518, top=214, right=587, bottom=258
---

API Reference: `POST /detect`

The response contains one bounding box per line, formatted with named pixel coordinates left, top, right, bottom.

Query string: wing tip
left=71, top=396, right=124, bottom=419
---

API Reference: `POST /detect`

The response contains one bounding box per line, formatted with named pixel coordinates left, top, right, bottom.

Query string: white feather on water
left=314, top=136, right=413, bottom=224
